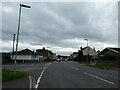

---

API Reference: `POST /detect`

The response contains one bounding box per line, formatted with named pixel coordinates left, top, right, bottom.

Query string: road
left=2, top=61, right=118, bottom=88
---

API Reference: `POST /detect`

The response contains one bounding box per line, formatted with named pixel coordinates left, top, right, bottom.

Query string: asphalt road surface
left=2, top=61, right=118, bottom=88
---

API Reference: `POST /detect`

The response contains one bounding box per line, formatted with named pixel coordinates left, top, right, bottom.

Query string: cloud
left=2, top=2, right=118, bottom=55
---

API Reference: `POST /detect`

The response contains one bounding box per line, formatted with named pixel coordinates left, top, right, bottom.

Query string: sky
left=1, top=1, right=118, bottom=56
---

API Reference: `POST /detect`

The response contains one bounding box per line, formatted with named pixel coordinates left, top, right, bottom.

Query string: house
left=70, top=52, right=78, bottom=60
left=36, top=47, right=56, bottom=60
left=12, top=48, right=39, bottom=63
left=79, top=46, right=97, bottom=63
left=82, top=46, right=97, bottom=57
left=97, top=47, right=120, bottom=67
left=72, top=52, right=78, bottom=58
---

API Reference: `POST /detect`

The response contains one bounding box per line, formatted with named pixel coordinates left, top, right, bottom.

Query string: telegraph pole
left=12, top=34, right=15, bottom=62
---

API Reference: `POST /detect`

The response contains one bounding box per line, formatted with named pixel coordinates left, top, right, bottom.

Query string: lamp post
left=84, top=39, right=88, bottom=47
left=14, top=4, right=31, bottom=73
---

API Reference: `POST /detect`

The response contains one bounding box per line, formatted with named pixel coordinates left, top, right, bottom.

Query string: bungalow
left=97, top=47, right=120, bottom=67
left=12, top=48, right=39, bottom=63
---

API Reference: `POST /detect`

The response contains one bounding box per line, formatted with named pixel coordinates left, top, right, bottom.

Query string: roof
left=82, top=46, right=91, bottom=50
left=73, top=52, right=78, bottom=54
left=81, top=46, right=97, bottom=56
left=98, top=47, right=120, bottom=55
left=13, top=48, right=36, bottom=55
left=108, top=48, right=120, bottom=53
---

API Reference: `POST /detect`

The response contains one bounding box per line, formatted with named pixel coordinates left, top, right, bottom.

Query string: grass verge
left=2, top=69, right=28, bottom=82
left=86, top=64, right=112, bottom=70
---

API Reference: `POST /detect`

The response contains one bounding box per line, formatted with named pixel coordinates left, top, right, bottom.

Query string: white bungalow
left=12, top=48, right=39, bottom=62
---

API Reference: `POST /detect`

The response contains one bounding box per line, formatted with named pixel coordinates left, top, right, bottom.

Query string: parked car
left=57, top=58, right=60, bottom=62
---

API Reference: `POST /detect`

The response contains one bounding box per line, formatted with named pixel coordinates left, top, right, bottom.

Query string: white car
left=57, top=58, right=60, bottom=62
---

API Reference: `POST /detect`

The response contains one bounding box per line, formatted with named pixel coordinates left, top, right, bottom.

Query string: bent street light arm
left=20, top=4, right=31, bottom=8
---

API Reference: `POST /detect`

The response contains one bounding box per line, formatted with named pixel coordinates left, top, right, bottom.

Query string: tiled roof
left=108, top=48, right=120, bottom=53
left=98, top=47, right=120, bottom=55
left=13, top=49, right=35, bottom=55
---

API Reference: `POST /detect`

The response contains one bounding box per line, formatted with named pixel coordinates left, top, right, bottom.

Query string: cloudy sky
left=1, top=1, right=118, bottom=56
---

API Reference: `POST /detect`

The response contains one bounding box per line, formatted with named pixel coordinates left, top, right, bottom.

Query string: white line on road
left=64, top=62, right=79, bottom=71
left=84, top=72, right=115, bottom=85
left=71, top=66, right=79, bottom=71
left=35, top=66, right=46, bottom=89
left=35, top=63, right=51, bottom=89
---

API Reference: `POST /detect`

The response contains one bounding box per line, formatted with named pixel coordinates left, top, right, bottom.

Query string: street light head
left=20, top=4, right=31, bottom=8
left=84, top=39, right=88, bottom=41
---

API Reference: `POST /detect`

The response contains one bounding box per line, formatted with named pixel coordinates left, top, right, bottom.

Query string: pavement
left=2, top=77, right=29, bottom=88
left=2, top=61, right=119, bottom=89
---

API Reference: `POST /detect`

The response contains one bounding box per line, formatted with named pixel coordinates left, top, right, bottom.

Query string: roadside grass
left=2, top=69, right=28, bottom=82
left=86, top=64, right=112, bottom=70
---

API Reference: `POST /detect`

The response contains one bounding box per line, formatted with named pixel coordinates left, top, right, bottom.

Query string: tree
left=78, top=47, right=83, bottom=63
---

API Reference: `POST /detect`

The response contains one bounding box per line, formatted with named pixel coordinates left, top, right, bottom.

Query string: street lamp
left=84, top=39, right=88, bottom=47
left=14, top=4, right=31, bottom=73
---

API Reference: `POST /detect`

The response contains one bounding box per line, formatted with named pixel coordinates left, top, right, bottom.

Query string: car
left=57, top=58, right=60, bottom=62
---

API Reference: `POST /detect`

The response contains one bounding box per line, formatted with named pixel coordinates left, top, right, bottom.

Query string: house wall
left=97, top=50, right=119, bottom=67
left=82, top=48, right=97, bottom=56
left=12, top=55, right=31, bottom=60
left=31, top=55, right=39, bottom=60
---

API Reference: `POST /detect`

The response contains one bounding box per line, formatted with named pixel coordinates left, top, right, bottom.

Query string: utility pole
left=12, top=34, right=15, bottom=71
left=12, top=34, right=15, bottom=60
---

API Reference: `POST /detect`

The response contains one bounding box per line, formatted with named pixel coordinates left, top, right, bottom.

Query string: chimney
left=80, top=47, right=82, bottom=51
left=43, top=47, right=45, bottom=50
left=93, top=47, right=96, bottom=51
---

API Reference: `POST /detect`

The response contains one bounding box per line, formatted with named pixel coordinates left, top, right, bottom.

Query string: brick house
left=36, top=47, right=55, bottom=60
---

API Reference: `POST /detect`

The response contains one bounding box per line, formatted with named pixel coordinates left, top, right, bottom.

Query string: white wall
left=82, top=47, right=97, bottom=56
left=12, top=55, right=31, bottom=60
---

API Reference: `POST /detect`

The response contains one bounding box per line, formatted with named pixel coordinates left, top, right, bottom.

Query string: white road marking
left=47, top=63, right=51, bottom=66
left=35, top=63, right=51, bottom=89
left=71, top=66, right=79, bottom=71
left=64, top=62, right=79, bottom=71
left=84, top=72, right=115, bottom=85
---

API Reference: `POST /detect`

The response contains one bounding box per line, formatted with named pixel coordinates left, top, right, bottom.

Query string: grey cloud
left=2, top=2, right=118, bottom=55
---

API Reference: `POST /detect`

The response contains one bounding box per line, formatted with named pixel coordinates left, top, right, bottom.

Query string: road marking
left=65, top=63, right=79, bottom=71
left=47, top=63, right=51, bottom=66
left=84, top=72, right=115, bottom=85
left=35, top=63, right=51, bottom=89
left=71, top=66, right=79, bottom=71
left=35, top=66, right=47, bottom=89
